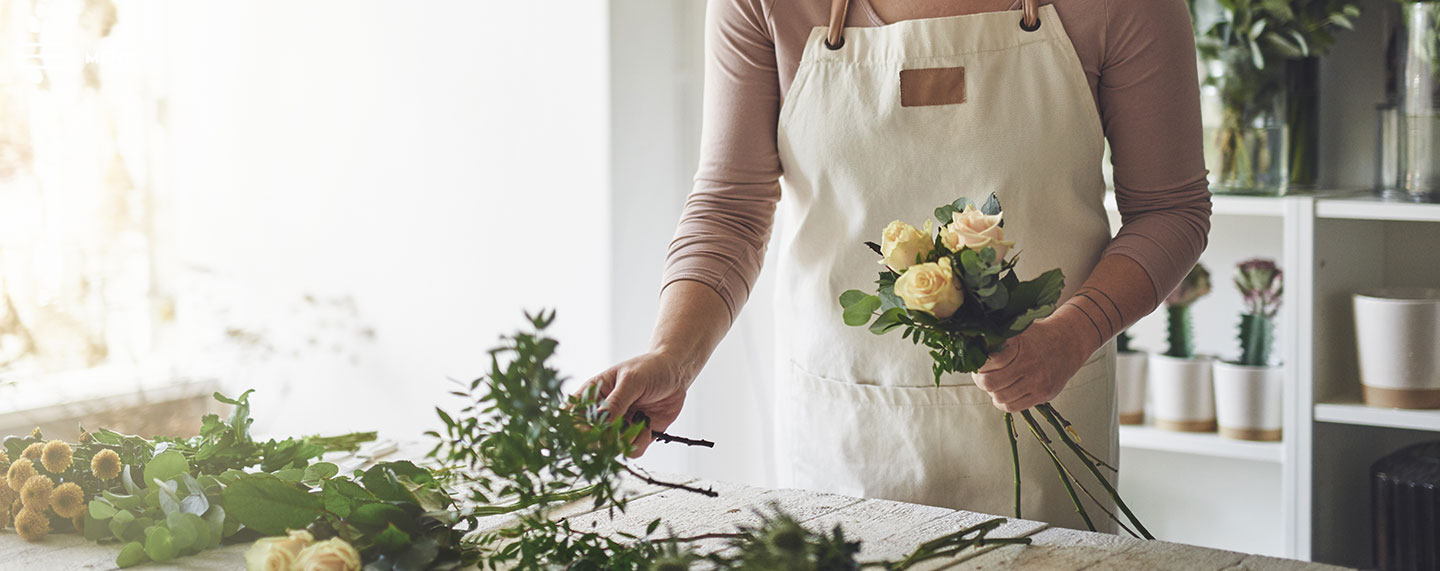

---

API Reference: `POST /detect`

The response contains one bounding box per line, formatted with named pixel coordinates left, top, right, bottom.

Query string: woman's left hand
left=973, top=308, right=1094, bottom=412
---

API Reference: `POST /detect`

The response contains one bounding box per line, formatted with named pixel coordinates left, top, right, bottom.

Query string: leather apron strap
left=827, top=0, right=1042, bottom=49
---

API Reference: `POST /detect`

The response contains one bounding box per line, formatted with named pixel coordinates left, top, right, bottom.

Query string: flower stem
left=1037, top=404, right=1154, bottom=540
left=467, top=484, right=601, bottom=516
left=1020, top=410, right=1095, bottom=532
left=1004, top=412, right=1021, bottom=519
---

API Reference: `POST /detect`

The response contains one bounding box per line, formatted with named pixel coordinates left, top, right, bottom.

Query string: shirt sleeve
left=660, top=0, right=783, bottom=324
left=1097, top=0, right=1213, bottom=306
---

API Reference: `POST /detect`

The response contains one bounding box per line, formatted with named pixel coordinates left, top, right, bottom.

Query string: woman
left=581, top=0, right=1210, bottom=531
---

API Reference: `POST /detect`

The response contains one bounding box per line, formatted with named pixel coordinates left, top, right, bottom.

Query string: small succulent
left=1234, top=259, right=1283, bottom=366
left=1165, top=264, right=1212, bottom=358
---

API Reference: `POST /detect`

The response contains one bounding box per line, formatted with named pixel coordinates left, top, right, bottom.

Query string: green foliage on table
left=840, top=196, right=1066, bottom=384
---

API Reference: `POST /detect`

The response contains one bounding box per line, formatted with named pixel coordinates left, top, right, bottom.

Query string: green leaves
left=145, top=451, right=189, bottom=486
left=839, top=291, right=881, bottom=326
left=222, top=474, right=325, bottom=535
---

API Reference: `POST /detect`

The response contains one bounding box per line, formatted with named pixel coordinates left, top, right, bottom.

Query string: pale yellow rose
left=244, top=529, right=314, bottom=571
left=894, top=258, right=965, bottom=318
left=879, top=219, right=934, bottom=271
left=292, top=537, right=362, bottom=571
left=941, top=204, right=1015, bottom=259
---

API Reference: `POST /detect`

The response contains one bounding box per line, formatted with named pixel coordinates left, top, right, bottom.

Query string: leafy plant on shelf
left=1164, top=264, right=1213, bottom=359
left=1189, top=0, right=1361, bottom=190
left=1233, top=259, right=1283, bottom=366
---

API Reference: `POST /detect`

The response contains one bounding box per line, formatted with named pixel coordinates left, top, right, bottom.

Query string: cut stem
left=1038, top=404, right=1154, bottom=539
left=1020, top=410, right=1095, bottom=532
left=1005, top=412, right=1021, bottom=519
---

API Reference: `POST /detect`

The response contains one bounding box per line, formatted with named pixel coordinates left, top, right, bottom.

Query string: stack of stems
left=1002, top=404, right=1153, bottom=540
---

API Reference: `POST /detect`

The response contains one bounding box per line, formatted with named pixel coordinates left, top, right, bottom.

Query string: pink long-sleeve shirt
left=663, top=0, right=1212, bottom=324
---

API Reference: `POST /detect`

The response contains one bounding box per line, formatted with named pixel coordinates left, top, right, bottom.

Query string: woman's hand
left=973, top=305, right=1097, bottom=413
left=576, top=350, right=693, bottom=458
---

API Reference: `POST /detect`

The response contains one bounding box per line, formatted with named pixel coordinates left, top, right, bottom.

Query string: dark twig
left=633, top=412, right=715, bottom=448
left=623, top=465, right=719, bottom=498
left=653, top=431, right=715, bottom=448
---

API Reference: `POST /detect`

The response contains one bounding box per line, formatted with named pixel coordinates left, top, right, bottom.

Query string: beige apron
left=772, top=0, right=1119, bottom=531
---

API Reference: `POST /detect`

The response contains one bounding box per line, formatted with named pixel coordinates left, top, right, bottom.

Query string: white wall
left=155, top=0, right=612, bottom=440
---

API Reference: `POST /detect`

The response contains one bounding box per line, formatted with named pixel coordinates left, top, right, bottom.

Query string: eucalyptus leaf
left=842, top=295, right=881, bottom=326
left=116, top=542, right=148, bottom=568
left=145, top=525, right=178, bottom=562
left=145, top=451, right=189, bottom=486
left=90, top=500, right=118, bottom=520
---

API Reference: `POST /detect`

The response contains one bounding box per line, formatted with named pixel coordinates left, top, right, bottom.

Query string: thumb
left=600, top=373, right=645, bottom=424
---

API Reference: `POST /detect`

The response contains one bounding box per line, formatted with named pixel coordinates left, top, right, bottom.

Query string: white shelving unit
left=1103, top=190, right=1440, bottom=566
left=1314, top=402, right=1440, bottom=432
left=1118, top=424, right=1283, bottom=463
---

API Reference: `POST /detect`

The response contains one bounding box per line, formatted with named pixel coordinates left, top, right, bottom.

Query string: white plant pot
left=1148, top=354, right=1215, bottom=432
left=1213, top=361, right=1283, bottom=441
left=1116, top=351, right=1147, bottom=425
left=1354, top=288, right=1440, bottom=409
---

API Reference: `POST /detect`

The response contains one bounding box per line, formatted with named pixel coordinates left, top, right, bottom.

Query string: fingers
left=974, top=367, right=1020, bottom=394
left=988, top=380, right=1030, bottom=411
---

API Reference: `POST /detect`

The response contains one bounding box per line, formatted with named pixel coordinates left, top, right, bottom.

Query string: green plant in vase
left=1234, top=259, right=1283, bottom=366
left=1165, top=264, right=1213, bottom=359
left=1190, top=0, right=1361, bottom=194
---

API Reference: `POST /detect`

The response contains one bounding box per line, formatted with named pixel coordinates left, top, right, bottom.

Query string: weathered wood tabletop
left=0, top=471, right=1347, bottom=570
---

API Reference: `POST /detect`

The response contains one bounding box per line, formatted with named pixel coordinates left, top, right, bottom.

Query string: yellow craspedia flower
left=41, top=440, right=73, bottom=473
left=0, top=492, right=11, bottom=530
left=0, top=450, right=10, bottom=471
left=28, top=427, right=42, bottom=440
left=71, top=513, right=84, bottom=533
left=14, top=507, right=49, bottom=542
left=20, top=475, right=53, bottom=511
left=91, top=449, right=122, bottom=481
left=6, top=458, right=37, bottom=492
left=50, top=482, right=85, bottom=519
left=21, top=442, right=42, bottom=463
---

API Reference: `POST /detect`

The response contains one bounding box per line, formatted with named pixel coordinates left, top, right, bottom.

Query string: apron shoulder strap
left=826, top=0, right=1042, bottom=50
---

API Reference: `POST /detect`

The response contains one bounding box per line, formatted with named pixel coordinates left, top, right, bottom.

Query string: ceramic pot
left=1213, top=361, right=1283, bottom=441
left=1116, top=351, right=1147, bottom=425
left=1354, top=288, right=1440, bottom=409
left=1149, top=354, right=1216, bottom=432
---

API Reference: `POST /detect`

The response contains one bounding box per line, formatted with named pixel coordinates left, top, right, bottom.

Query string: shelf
left=1315, top=195, right=1440, bottom=222
left=1103, top=192, right=1285, bottom=217
left=1118, top=424, right=1284, bottom=463
left=1314, top=402, right=1440, bottom=432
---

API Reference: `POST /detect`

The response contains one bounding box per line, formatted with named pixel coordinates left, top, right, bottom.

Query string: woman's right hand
left=577, top=350, right=693, bottom=458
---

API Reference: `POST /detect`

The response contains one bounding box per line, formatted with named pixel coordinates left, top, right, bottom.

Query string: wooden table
left=0, top=473, right=1348, bottom=570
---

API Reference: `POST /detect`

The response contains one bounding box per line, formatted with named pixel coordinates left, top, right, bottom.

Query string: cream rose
left=292, top=537, right=362, bottom=571
left=879, top=219, right=934, bottom=271
left=941, top=204, right=1015, bottom=259
left=244, top=529, right=314, bottom=571
left=894, top=258, right=965, bottom=319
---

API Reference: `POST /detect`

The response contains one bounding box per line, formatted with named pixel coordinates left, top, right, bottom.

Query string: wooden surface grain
left=0, top=473, right=1348, bottom=570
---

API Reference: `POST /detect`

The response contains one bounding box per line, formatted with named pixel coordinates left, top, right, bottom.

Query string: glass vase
left=1397, top=2, right=1440, bottom=202
left=1203, top=58, right=1290, bottom=195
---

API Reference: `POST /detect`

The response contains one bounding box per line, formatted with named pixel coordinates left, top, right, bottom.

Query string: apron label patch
left=899, top=67, right=966, bottom=107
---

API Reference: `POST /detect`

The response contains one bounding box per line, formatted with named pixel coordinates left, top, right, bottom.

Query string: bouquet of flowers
left=838, top=194, right=1153, bottom=538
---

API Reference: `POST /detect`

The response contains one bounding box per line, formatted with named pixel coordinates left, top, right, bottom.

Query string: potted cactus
left=1150, top=264, right=1216, bottom=432
left=1116, top=331, right=1147, bottom=425
left=1215, top=259, right=1285, bottom=441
